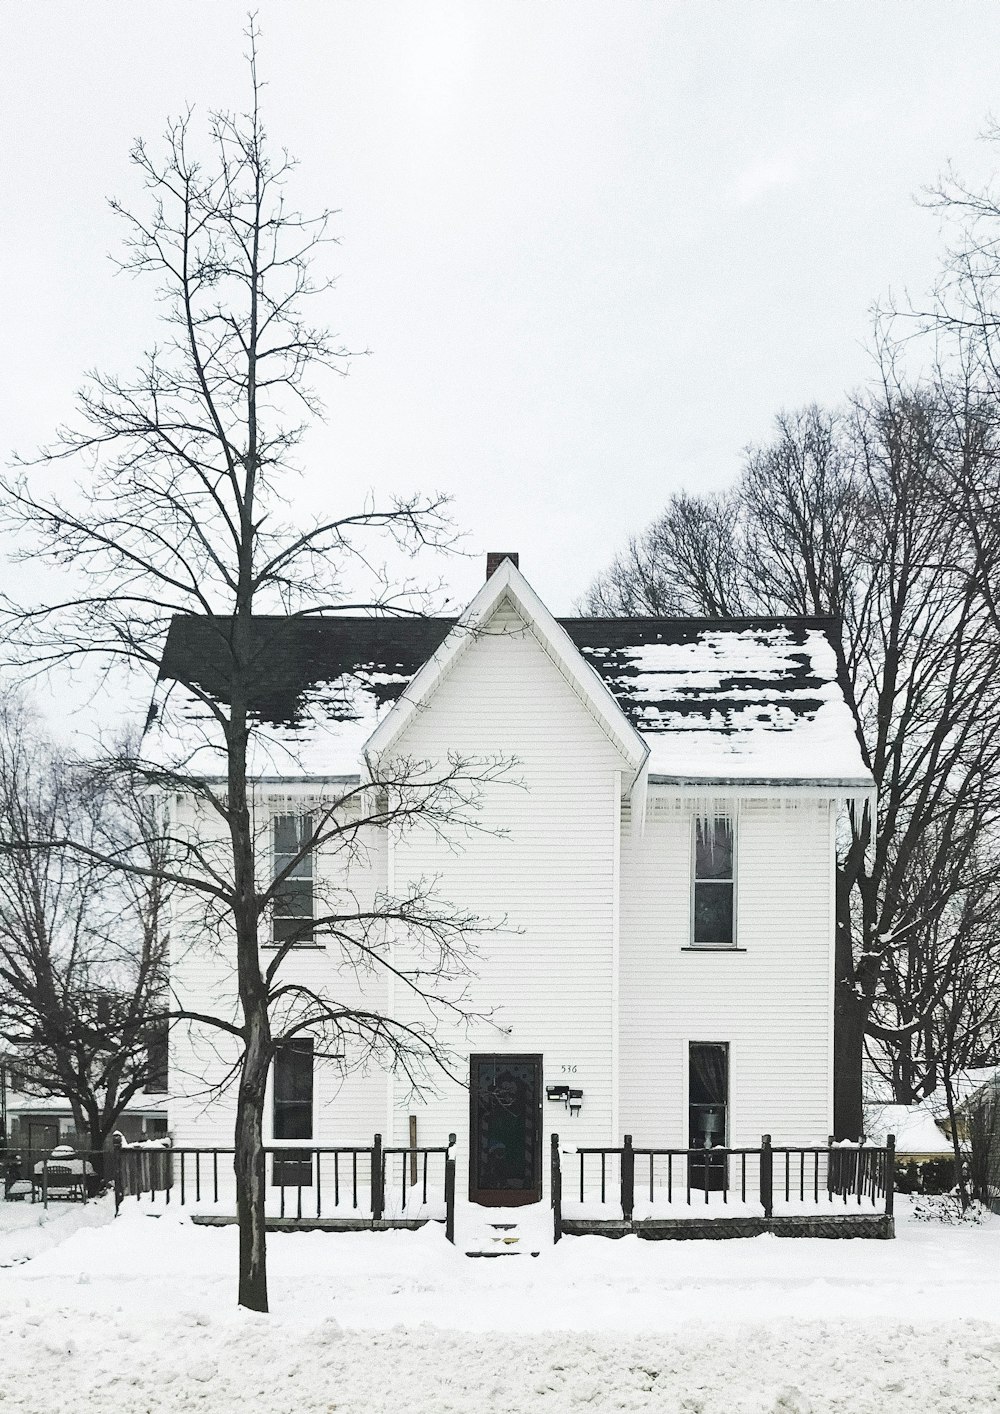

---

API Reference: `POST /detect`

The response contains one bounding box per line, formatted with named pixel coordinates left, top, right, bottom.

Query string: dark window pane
left=689, top=1043, right=729, bottom=1190
left=145, top=1021, right=169, bottom=1093
left=695, top=818, right=733, bottom=880
left=273, top=876, right=313, bottom=917
left=272, top=916, right=314, bottom=944
left=274, top=1040, right=313, bottom=1107
left=694, top=881, right=733, bottom=945
left=273, top=815, right=304, bottom=856
left=272, top=813, right=314, bottom=944
left=689, top=1043, right=728, bottom=1105
left=274, top=1104, right=312, bottom=1140
left=272, top=1040, right=314, bottom=1190
left=272, top=1153, right=313, bottom=1187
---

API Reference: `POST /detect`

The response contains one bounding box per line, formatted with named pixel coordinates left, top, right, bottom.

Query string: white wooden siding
left=619, top=796, right=834, bottom=1149
left=167, top=598, right=838, bottom=1190
left=385, top=595, right=630, bottom=1182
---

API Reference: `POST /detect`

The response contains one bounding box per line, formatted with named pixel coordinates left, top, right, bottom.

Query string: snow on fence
left=552, top=1133, right=896, bottom=1240
left=111, top=1134, right=458, bottom=1241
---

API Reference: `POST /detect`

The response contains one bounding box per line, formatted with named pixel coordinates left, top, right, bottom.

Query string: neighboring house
left=1, top=1055, right=168, bottom=1165
left=147, top=554, right=873, bottom=1207
left=864, top=1100, right=952, bottom=1165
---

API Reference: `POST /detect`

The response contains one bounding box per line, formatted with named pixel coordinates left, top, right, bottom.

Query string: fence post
left=42, top=1157, right=48, bottom=1210
left=112, top=1134, right=124, bottom=1215
left=621, top=1134, right=634, bottom=1224
left=885, top=1133, right=895, bottom=1218
left=760, top=1134, right=773, bottom=1220
left=409, top=1114, right=418, bottom=1188
left=444, top=1133, right=456, bottom=1245
left=551, top=1134, right=562, bottom=1244
left=371, top=1134, right=383, bottom=1223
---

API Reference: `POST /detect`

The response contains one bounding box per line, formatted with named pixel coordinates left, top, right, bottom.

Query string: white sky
left=3, top=1, right=1000, bottom=686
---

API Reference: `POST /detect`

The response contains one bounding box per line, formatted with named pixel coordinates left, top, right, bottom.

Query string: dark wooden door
left=469, top=1054, right=543, bottom=1206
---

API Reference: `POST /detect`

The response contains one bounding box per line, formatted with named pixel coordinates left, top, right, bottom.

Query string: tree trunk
left=942, top=1074, right=971, bottom=1212
left=235, top=1003, right=270, bottom=1312
left=81, top=1105, right=107, bottom=1181
left=894, top=1033, right=913, bottom=1104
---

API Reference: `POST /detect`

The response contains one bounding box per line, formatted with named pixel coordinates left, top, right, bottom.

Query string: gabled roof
left=145, top=569, right=872, bottom=790
left=363, top=557, right=649, bottom=774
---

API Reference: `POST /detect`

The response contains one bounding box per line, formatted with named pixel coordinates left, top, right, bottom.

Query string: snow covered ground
left=0, top=1194, right=998, bottom=1412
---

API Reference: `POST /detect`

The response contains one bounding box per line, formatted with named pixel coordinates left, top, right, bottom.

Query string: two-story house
left=148, top=553, right=872, bottom=1208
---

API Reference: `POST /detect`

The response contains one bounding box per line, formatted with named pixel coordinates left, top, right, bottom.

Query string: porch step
left=464, top=1220, right=540, bottom=1258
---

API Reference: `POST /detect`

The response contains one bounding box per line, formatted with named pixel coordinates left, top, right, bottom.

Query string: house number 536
left=561, top=1065, right=577, bottom=1073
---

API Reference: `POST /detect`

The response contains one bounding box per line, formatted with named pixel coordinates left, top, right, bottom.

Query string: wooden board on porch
left=190, top=1215, right=439, bottom=1233
left=561, top=1213, right=895, bottom=1240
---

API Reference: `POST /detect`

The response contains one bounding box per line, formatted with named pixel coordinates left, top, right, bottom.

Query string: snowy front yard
left=1, top=1195, right=998, bottom=1412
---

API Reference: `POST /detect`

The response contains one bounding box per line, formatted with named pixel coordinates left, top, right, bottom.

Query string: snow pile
left=0, top=1193, right=115, bottom=1268
left=0, top=1198, right=998, bottom=1410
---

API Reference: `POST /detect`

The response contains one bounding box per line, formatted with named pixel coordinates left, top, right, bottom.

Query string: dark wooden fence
left=552, top=1133, right=895, bottom=1241
left=112, top=1133, right=458, bottom=1241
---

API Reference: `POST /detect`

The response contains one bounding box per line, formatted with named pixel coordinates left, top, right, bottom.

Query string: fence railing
left=551, top=1132, right=895, bottom=1239
left=112, top=1133, right=457, bottom=1242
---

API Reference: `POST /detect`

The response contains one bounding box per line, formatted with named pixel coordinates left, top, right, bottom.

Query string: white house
left=148, top=553, right=873, bottom=1208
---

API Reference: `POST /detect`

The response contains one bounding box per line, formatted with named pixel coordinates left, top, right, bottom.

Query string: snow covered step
left=465, top=1220, right=540, bottom=1257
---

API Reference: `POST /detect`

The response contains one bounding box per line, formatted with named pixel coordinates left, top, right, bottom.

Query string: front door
left=469, top=1054, right=543, bottom=1206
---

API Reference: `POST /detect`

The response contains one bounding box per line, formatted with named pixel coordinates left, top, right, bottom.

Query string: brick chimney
left=486, top=551, right=519, bottom=580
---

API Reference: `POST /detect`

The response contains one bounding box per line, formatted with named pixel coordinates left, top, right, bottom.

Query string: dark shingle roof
left=156, top=613, right=844, bottom=736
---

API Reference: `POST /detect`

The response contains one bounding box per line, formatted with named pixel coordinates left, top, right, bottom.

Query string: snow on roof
left=144, top=616, right=451, bottom=780
left=570, top=619, right=870, bottom=785
left=926, top=1066, right=1000, bottom=1117
left=864, top=1101, right=953, bottom=1156
left=145, top=613, right=871, bottom=788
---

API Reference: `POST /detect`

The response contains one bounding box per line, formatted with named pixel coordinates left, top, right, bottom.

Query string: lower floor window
left=272, top=1039, right=314, bottom=1187
left=689, top=1041, right=729, bottom=1191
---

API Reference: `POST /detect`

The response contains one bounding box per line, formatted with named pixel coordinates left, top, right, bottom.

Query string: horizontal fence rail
left=112, top=1133, right=457, bottom=1242
left=552, top=1133, right=895, bottom=1240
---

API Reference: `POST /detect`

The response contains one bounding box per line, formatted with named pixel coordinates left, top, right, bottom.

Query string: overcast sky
left=4, top=0, right=1000, bottom=652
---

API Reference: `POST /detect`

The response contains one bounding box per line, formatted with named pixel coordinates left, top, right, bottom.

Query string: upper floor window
left=272, top=813, right=314, bottom=945
left=693, top=816, right=735, bottom=947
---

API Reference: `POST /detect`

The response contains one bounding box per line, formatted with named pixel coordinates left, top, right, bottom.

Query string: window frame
left=270, top=812, right=316, bottom=947
left=689, top=813, right=738, bottom=950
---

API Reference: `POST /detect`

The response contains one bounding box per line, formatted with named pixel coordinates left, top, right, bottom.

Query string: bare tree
left=0, top=697, right=168, bottom=1173
left=584, top=392, right=1000, bottom=1138
left=0, top=26, right=505, bottom=1311
left=927, top=872, right=1000, bottom=1211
